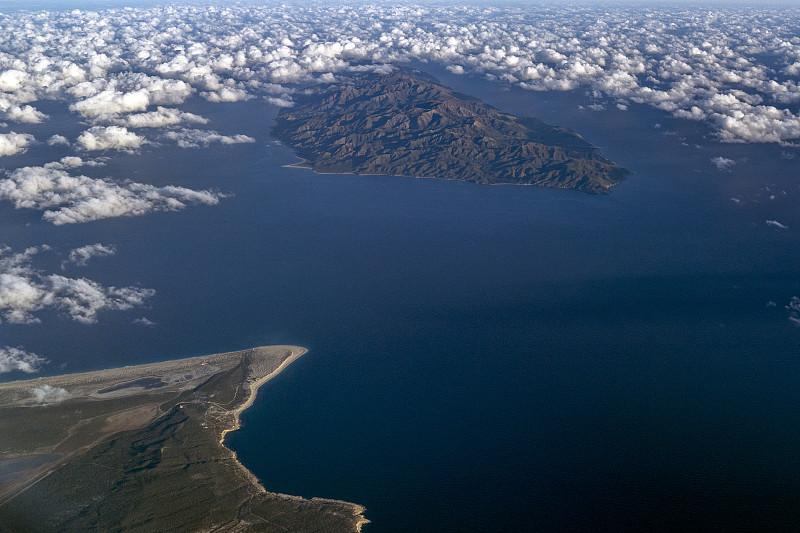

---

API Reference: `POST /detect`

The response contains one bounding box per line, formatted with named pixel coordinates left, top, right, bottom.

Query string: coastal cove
left=1, top=64, right=799, bottom=532
left=0, top=346, right=368, bottom=532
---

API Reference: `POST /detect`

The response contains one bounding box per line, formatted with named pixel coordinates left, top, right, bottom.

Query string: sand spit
left=0, top=345, right=368, bottom=532
left=218, top=346, right=371, bottom=531
left=219, top=345, right=307, bottom=446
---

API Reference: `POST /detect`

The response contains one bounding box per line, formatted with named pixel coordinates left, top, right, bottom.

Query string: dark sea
left=2, top=63, right=800, bottom=531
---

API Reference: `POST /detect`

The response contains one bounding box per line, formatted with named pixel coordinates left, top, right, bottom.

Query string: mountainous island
left=273, top=69, right=627, bottom=193
left=0, top=346, right=367, bottom=533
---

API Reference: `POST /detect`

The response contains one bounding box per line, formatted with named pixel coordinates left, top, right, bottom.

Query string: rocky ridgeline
left=273, top=70, right=628, bottom=194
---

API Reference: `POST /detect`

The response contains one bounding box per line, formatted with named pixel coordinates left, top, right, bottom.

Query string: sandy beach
left=219, top=345, right=307, bottom=445
left=0, top=345, right=368, bottom=532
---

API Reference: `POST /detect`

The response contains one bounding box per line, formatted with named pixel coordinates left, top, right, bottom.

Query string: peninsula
left=0, top=346, right=367, bottom=532
left=273, top=69, right=627, bottom=193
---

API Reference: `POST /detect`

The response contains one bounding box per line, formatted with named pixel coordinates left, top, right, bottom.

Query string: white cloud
left=265, top=96, right=294, bottom=108
left=29, top=385, right=71, bottom=405
left=711, top=156, right=736, bottom=170
left=77, top=126, right=146, bottom=151
left=63, top=243, right=116, bottom=267
left=2, top=4, right=800, bottom=145
left=0, top=346, right=46, bottom=374
left=6, top=105, right=48, bottom=123
left=162, top=128, right=255, bottom=148
left=0, top=132, right=34, bottom=156
left=766, top=220, right=788, bottom=229
left=48, top=274, right=154, bottom=323
left=47, top=135, right=69, bottom=146
left=788, top=297, right=800, bottom=325
left=0, top=70, right=28, bottom=92
left=45, top=156, right=83, bottom=169
left=109, top=107, right=208, bottom=128
left=69, top=78, right=195, bottom=119
left=0, top=247, right=47, bottom=324
left=0, top=166, right=224, bottom=225
left=201, top=87, right=251, bottom=103
left=43, top=156, right=105, bottom=170
left=0, top=245, right=154, bottom=324
left=70, top=89, right=150, bottom=117
left=133, top=316, right=156, bottom=327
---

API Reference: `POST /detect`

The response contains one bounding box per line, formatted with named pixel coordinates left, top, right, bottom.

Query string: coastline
left=0, top=345, right=369, bottom=532
left=281, top=159, right=617, bottom=192
left=219, top=346, right=371, bottom=531
left=219, top=345, right=307, bottom=446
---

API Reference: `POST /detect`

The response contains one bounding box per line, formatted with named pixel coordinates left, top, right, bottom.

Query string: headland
left=0, top=346, right=367, bottom=532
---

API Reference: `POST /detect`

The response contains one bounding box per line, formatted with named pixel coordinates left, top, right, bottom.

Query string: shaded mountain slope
left=273, top=69, right=627, bottom=193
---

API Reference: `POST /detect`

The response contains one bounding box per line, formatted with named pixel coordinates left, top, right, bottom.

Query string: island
left=0, top=346, right=367, bottom=533
left=273, top=69, right=628, bottom=194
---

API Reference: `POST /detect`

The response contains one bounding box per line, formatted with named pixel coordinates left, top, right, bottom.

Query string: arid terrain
left=273, top=69, right=628, bottom=193
left=0, top=346, right=367, bottom=532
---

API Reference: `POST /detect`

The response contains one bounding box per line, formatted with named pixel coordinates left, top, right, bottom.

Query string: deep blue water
left=2, top=67, right=800, bottom=531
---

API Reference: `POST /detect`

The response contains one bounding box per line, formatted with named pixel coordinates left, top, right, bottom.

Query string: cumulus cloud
left=63, top=243, right=116, bottom=267
left=711, top=156, right=736, bottom=170
left=6, top=105, right=48, bottom=123
left=29, top=384, right=71, bottom=405
left=0, top=245, right=154, bottom=324
left=0, top=132, right=34, bottom=156
left=201, top=87, right=251, bottom=103
left=265, top=96, right=293, bottom=108
left=108, top=107, right=208, bottom=128
left=49, top=274, right=153, bottom=323
left=162, top=128, right=255, bottom=148
left=43, top=156, right=105, bottom=170
left=67, top=76, right=192, bottom=117
left=0, top=70, right=27, bottom=92
left=0, top=166, right=224, bottom=225
left=0, top=246, right=47, bottom=323
left=47, top=135, right=69, bottom=146
left=71, top=89, right=151, bottom=117
left=77, top=126, right=146, bottom=151
left=2, top=4, right=800, bottom=145
left=0, top=346, right=47, bottom=374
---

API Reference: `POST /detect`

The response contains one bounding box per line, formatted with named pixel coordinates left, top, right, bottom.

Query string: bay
left=2, top=66, right=800, bottom=531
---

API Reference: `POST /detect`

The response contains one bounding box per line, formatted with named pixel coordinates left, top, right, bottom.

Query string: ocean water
left=2, top=67, right=800, bottom=531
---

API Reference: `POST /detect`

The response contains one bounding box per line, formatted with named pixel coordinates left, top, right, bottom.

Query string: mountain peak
left=273, top=69, right=627, bottom=193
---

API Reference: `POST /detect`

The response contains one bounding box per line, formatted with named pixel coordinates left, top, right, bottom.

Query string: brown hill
left=273, top=69, right=627, bottom=194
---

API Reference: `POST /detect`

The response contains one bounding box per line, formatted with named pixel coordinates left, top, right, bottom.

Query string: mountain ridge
left=273, top=69, right=628, bottom=194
